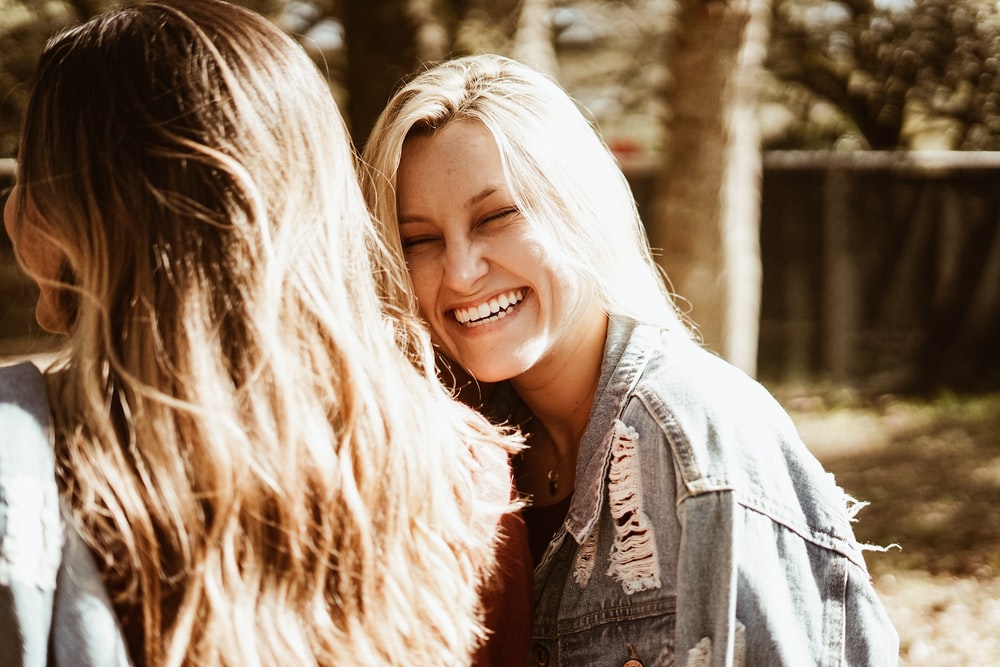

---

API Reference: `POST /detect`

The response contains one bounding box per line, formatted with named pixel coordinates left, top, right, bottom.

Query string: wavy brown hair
left=9, top=1, right=518, bottom=664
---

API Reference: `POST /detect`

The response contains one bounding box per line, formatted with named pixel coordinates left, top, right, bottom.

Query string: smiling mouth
left=453, top=289, right=525, bottom=327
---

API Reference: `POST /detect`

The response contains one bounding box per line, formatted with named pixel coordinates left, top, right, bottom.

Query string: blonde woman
left=0, top=3, right=529, bottom=665
left=362, top=54, right=899, bottom=665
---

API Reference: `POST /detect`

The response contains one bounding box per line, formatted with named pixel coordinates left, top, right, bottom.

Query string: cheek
left=35, top=288, right=69, bottom=334
left=18, top=228, right=62, bottom=283
left=538, top=249, right=589, bottom=311
left=405, top=259, right=437, bottom=315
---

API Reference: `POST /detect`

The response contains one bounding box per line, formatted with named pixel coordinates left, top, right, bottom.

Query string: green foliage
left=5, top=0, right=1000, bottom=156
left=768, top=0, right=1000, bottom=149
left=0, top=0, right=79, bottom=156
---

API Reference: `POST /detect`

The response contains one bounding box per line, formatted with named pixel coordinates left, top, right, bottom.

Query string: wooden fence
left=630, top=151, right=1000, bottom=394
left=756, top=151, right=1000, bottom=393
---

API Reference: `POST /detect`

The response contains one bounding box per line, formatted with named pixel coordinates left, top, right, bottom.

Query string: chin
left=461, top=359, right=529, bottom=384
left=466, top=370, right=511, bottom=384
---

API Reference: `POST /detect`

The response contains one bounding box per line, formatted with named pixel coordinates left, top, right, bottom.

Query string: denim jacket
left=0, top=361, right=132, bottom=667
left=526, top=317, right=899, bottom=667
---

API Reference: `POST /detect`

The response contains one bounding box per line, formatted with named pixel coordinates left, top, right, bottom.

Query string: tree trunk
left=343, top=0, right=419, bottom=147
left=512, top=0, right=557, bottom=77
left=343, top=0, right=456, bottom=148
left=821, top=166, right=861, bottom=383
left=648, top=0, right=770, bottom=376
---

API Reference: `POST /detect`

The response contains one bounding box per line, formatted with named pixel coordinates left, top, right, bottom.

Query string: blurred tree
left=342, top=0, right=539, bottom=147
left=6, top=0, right=1000, bottom=155
left=342, top=0, right=455, bottom=147
left=512, top=0, right=557, bottom=77
left=1, top=0, right=79, bottom=157
left=767, top=0, right=1000, bottom=150
left=648, top=0, right=771, bottom=376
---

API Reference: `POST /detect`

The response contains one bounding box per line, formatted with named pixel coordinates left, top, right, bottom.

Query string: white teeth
left=453, top=289, right=525, bottom=327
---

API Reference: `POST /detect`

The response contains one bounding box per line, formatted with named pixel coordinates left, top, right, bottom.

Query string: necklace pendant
left=547, top=469, right=559, bottom=495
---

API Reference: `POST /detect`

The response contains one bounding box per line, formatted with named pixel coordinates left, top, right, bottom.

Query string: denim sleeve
left=674, top=491, right=899, bottom=666
left=51, top=512, right=135, bottom=667
left=0, top=363, right=133, bottom=667
left=844, top=559, right=900, bottom=666
left=0, top=363, right=64, bottom=667
left=673, top=491, right=739, bottom=667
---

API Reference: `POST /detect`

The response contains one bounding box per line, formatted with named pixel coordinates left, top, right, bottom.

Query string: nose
left=442, top=237, right=487, bottom=295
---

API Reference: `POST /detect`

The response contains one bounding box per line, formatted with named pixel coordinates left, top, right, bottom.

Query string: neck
left=511, top=308, right=608, bottom=498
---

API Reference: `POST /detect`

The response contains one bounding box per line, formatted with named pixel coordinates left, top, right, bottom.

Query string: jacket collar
left=564, top=315, right=659, bottom=542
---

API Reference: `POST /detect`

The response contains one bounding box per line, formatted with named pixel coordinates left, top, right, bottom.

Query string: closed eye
left=401, top=234, right=441, bottom=251
left=480, top=207, right=519, bottom=226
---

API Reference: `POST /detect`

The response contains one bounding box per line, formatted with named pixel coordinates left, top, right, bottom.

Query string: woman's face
left=3, top=186, right=69, bottom=334
left=395, top=119, right=601, bottom=383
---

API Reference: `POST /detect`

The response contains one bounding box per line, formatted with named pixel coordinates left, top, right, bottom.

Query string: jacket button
left=531, top=643, right=549, bottom=666
left=623, top=643, right=644, bottom=666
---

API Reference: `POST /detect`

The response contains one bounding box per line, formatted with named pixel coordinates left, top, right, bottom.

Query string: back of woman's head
left=362, top=53, right=684, bottom=329
left=14, top=2, right=513, bottom=665
left=19, top=0, right=371, bottom=345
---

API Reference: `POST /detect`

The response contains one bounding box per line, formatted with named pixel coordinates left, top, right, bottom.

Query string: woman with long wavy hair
left=361, top=54, right=898, bottom=666
left=0, top=2, right=528, bottom=665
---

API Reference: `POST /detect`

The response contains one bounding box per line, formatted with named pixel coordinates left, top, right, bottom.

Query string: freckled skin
left=395, top=119, right=604, bottom=387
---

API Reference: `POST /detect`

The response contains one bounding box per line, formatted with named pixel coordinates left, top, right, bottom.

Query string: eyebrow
left=467, top=185, right=499, bottom=207
left=398, top=184, right=506, bottom=225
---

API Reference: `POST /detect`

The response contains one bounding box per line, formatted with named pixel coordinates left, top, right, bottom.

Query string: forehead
left=400, top=120, right=499, bottom=170
left=397, top=120, right=510, bottom=208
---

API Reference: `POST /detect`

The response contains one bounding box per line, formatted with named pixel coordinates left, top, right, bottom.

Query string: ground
left=777, top=386, right=1000, bottom=666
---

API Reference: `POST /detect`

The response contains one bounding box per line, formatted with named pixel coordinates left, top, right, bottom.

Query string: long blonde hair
left=11, top=1, right=517, bottom=664
left=361, top=53, right=686, bottom=330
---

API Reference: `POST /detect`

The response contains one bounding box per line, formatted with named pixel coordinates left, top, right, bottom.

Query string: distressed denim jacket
left=526, top=316, right=899, bottom=667
left=0, top=362, right=132, bottom=667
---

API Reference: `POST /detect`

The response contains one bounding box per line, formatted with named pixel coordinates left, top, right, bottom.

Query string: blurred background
left=2, top=0, right=1000, bottom=663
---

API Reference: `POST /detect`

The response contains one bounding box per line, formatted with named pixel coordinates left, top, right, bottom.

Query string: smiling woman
left=395, top=118, right=604, bottom=386
left=362, top=53, right=900, bottom=666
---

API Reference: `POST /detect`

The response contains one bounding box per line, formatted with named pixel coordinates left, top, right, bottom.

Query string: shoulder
left=618, top=324, right=791, bottom=452
left=0, top=361, right=50, bottom=422
left=619, top=325, right=859, bottom=552
left=632, top=328, right=794, bottom=446
left=0, top=361, right=63, bottom=592
left=0, top=361, right=56, bottom=479
left=0, top=361, right=56, bottom=475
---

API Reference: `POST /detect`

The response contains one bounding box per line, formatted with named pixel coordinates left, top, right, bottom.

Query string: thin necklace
left=546, top=469, right=559, bottom=495
left=514, top=405, right=574, bottom=498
